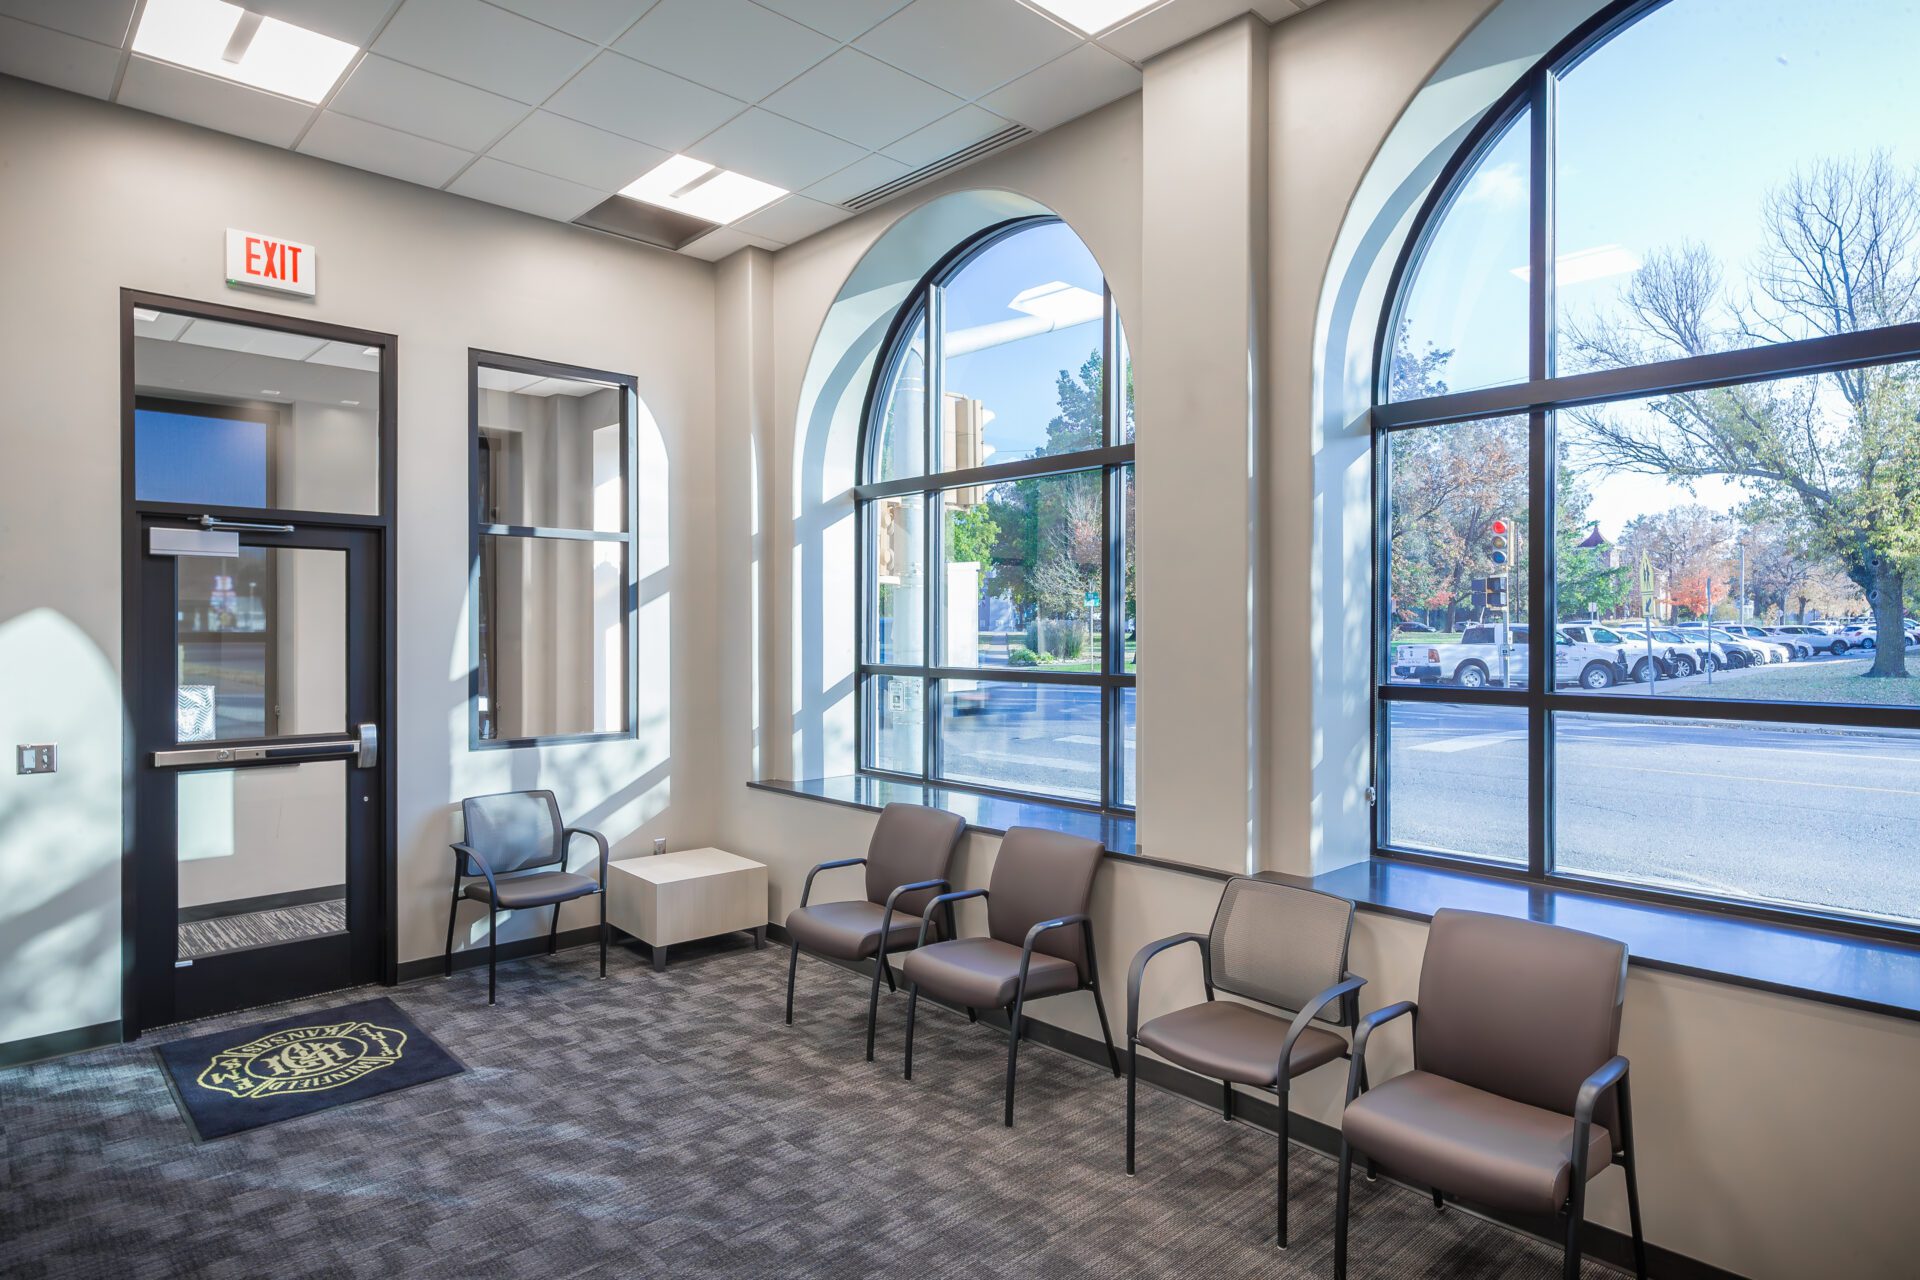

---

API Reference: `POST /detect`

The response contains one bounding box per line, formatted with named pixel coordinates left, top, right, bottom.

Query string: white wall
left=0, top=75, right=720, bottom=1046
left=705, top=2, right=1920, bottom=1277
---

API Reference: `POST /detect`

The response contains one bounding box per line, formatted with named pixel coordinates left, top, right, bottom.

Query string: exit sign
left=225, top=228, right=315, bottom=297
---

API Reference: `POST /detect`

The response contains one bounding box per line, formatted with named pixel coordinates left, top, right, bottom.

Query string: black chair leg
left=965, top=1005, right=977, bottom=1024
left=1620, top=1079, right=1649, bottom=1279
left=1356, top=1058, right=1378, bottom=1181
left=864, top=950, right=887, bottom=1062
left=1333, top=1137, right=1354, bottom=1280
left=1088, top=983, right=1120, bottom=1076
left=548, top=902, right=561, bottom=954
left=1222, top=1080, right=1234, bottom=1121
left=784, top=942, right=801, bottom=1025
left=487, top=903, right=498, bottom=1005
left=1004, top=991, right=1027, bottom=1127
left=598, top=891, right=607, bottom=978
left=902, top=982, right=921, bottom=1080
left=1563, top=1181, right=1588, bottom=1280
left=1276, top=1084, right=1291, bottom=1248
left=1432, top=1187, right=1445, bottom=1210
left=880, top=954, right=897, bottom=993
left=444, top=883, right=460, bottom=977
left=1125, top=1039, right=1139, bottom=1174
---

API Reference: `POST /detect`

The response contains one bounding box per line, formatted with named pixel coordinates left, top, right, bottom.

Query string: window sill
left=750, top=776, right=1215, bottom=874
left=1265, top=858, right=1920, bottom=1023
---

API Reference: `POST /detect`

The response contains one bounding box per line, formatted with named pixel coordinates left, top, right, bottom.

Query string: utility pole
left=1737, top=539, right=1747, bottom=627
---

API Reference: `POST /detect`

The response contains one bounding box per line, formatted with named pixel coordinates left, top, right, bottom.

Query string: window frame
left=1370, top=0, right=1920, bottom=942
left=467, top=348, right=640, bottom=751
left=854, top=216, right=1137, bottom=814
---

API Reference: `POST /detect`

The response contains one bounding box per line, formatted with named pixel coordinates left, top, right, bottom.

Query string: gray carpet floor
left=1, top=940, right=1619, bottom=1279
left=176, top=900, right=348, bottom=958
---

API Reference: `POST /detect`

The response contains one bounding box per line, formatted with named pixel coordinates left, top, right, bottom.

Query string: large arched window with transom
left=857, top=217, right=1136, bottom=811
left=1375, top=0, right=1920, bottom=930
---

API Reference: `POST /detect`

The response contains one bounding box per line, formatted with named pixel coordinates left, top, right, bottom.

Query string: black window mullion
left=923, top=281, right=943, bottom=784
left=1526, top=68, right=1556, bottom=880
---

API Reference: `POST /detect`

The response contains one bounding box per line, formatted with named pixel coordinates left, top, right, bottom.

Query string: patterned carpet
left=1, top=940, right=1619, bottom=1279
left=177, top=900, right=348, bottom=959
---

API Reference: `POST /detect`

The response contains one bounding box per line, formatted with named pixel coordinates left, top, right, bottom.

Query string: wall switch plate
left=653, top=836, right=667, bottom=856
left=17, top=744, right=56, bottom=775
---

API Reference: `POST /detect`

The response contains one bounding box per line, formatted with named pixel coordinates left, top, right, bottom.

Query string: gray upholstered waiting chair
left=1126, top=876, right=1364, bottom=1249
left=902, top=826, right=1120, bottom=1127
left=1335, top=908, right=1647, bottom=1280
left=446, top=790, right=609, bottom=1005
left=783, top=802, right=968, bottom=1060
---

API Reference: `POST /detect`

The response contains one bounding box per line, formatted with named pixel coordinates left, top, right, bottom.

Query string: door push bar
left=200, top=514, right=296, bottom=534
left=154, top=723, right=378, bottom=770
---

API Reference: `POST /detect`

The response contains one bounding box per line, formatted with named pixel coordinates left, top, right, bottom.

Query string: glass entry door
left=132, top=519, right=382, bottom=1026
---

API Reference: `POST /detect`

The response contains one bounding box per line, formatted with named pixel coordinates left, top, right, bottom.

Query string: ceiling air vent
left=841, top=124, right=1034, bottom=212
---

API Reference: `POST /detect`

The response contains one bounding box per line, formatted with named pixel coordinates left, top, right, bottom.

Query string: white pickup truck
left=1392, top=624, right=1629, bottom=690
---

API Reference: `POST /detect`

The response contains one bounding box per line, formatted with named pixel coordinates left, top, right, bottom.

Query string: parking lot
left=1385, top=701, right=1920, bottom=924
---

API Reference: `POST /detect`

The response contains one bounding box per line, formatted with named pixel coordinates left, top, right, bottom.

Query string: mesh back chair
left=446, top=790, right=610, bottom=1005
left=900, top=826, right=1120, bottom=1127
left=1125, top=877, right=1365, bottom=1248
left=1334, top=909, right=1646, bottom=1280
left=782, top=803, right=968, bottom=1060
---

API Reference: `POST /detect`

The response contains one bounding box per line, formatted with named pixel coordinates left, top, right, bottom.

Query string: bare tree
left=1565, top=154, right=1920, bottom=676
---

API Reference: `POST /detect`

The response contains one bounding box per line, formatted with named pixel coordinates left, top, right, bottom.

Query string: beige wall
left=0, top=74, right=720, bottom=1045
left=706, top=2, right=1920, bottom=1278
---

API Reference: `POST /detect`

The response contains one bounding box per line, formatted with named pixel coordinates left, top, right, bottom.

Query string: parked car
left=1392, top=624, right=1628, bottom=690
left=1561, top=621, right=1671, bottom=683
left=1608, top=620, right=1715, bottom=677
left=1721, top=625, right=1795, bottom=662
left=1676, top=626, right=1766, bottom=668
left=1763, top=624, right=1823, bottom=657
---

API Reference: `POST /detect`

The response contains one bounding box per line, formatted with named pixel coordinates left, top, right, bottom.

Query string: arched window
left=857, top=217, right=1136, bottom=811
left=1375, top=0, right=1920, bottom=928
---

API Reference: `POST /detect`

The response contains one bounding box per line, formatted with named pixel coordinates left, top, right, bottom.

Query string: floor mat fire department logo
left=195, top=1018, right=408, bottom=1100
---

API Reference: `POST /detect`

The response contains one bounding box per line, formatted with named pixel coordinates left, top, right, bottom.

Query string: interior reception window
left=855, top=218, right=1135, bottom=811
left=1373, top=0, right=1920, bottom=930
left=470, top=353, right=637, bottom=747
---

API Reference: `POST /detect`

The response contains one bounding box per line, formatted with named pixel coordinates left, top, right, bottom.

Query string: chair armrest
left=450, top=843, right=500, bottom=898
left=800, top=857, right=867, bottom=908
left=563, top=826, right=610, bottom=884
left=877, top=878, right=951, bottom=962
left=1278, top=975, right=1367, bottom=1083
left=916, top=888, right=987, bottom=949
left=1345, top=999, right=1417, bottom=1104
left=1571, top=1055, right=1629, bottom=1177
left=1017, top=913, right=1091, bottom=997
left=1126, top=932, right=1208, bottom=1039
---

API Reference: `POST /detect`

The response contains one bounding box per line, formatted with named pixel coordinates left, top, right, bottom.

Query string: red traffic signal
left=1490, top=519, right=1509, bottom=535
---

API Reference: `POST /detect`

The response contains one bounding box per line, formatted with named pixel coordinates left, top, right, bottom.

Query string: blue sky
left=1398, top=0, right=1920, bottom=536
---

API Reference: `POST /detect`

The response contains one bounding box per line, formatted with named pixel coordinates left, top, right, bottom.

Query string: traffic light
left=1487, top=576, right=1509, bottom=610
left=1489, top=517, right=1511, bottom=567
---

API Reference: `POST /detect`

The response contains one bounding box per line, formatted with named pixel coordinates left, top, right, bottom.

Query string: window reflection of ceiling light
left=362, top=346, right=379, bottom=356
left=341, top=399, right=360, bottom=406
left=1021, top=0, right=1166, bottom=35
left=617, top=155, right=786, bottom=225
left=132, top=0, right=359, bottom=104
left=261, top=389, right=281, bottom=395
left=1007, top=281, right=1104, bottom=326
left=133, top=307, right=161, bottom=322
left=1510, top=244, right=1642, bottom=286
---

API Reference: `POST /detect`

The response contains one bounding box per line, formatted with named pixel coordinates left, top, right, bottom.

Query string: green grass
left=1697, top=657, right=1920, bottom=706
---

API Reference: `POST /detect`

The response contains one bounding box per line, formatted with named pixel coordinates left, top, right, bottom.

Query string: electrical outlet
left=17, top=744, right=56, bottom=775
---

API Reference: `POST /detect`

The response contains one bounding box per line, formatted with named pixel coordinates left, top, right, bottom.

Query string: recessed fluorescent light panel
left=133, top=0, right=359, bottom=104
left=1022, top=0, right=1166, bottom=35
left=617, top=156, right=786, bottom=226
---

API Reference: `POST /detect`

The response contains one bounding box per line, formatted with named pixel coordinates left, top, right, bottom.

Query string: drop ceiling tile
left=1099, top=0, right=1251, bottom=63
left=299, top=111, right=474, bottom=188
left=1251, top=0, right=1308, bottom=17
left=762, top=48, right=961, bottom=151
left=545, top=51, right=744, bottom=153
left=327, top=55, right=528, bottom=153
left=134, top=309, right=194, bottom=340
left=980, top=41, right=1140, bottom=133
left=881, top=105, right=1010, bottom=169
left=447, top=156, right=605, bottom=221
left=686, top=108, right=865, bottom=193
left=478, top=366, right=543, bottom=392
left=249, top=0, right=395, bottom=45
left=855, top=0, right=1081, bottom=100
left=117, top=56, right=315, bottom=148
left=0, top=16, right=120, bottom=99
left=488, top=111, right=667, bottom=191
left=488, top=0, right=660, bottom=44
left=802, top=151, right=910, bottom=205
left=308, top=340, right=384, bottom=371
left=373, top=0, right=595, bottom=104
left=731, top=194, right=848, bottom=244
left=749, top=0, right=911, bottom=41
left=614, top=0, right=836, bottom=103
left=0, top=0, right=133, bottom=45
left=677, top=225, right=785, bottom=261
left=180, top=319, right=328, bottom=360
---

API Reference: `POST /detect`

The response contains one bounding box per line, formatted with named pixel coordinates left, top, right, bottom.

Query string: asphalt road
left=1385, top=703, right=1920, bottom=924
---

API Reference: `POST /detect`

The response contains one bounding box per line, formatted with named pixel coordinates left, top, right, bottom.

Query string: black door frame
left=119, top=289, right=399, bottom=1038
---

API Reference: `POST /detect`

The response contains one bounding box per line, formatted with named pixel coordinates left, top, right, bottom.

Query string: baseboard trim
left=0, top=1020, right=122, bottom=1069
left=179, top=883, right=347, bottom=923
left=768, top=924, right=1743, bottom=1280
left=395, top=925, right=610, bottom=983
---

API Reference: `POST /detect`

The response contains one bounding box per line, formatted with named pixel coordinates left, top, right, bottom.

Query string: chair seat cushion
left=463, top=870, right=600, bottom=910
left=786, top=899, right=923, bottom=962
left=901, top=937, right=1079, bottom=1009
left=1136, top=1000, right=1347, bottom=1086
left=1341, top=1071, right=1611, bottom=1215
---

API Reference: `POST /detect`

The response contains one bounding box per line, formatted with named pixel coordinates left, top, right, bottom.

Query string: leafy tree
left=1615, top=504, right=1735, bottom=621
left=945, top=501, right=999, bottom=566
